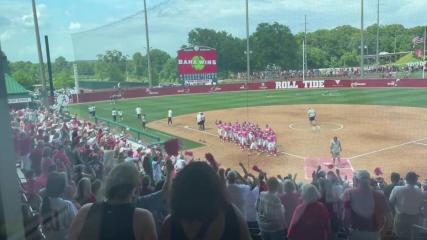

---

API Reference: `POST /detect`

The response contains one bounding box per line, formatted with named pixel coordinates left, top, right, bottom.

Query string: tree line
left=5, top=23, right=426, bottom=90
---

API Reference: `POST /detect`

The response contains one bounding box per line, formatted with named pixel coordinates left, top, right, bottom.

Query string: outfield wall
left=70, top=79, right=427, bottom=104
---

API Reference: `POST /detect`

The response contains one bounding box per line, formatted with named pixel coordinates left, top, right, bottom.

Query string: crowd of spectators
left=237, top=62, right=427, bottom=81
left=10, top=105, right=427, bottom=240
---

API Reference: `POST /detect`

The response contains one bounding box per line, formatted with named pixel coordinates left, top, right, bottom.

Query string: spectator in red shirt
left=279, top=179, right=301, bottom=230
left=52, top=145, right=71, bottom=172
left=288, top=184, right=331, bottom=240
left=30, top=141, right=44, bottom=175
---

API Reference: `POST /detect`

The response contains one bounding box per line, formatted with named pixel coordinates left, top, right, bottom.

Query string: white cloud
left=69, top=22, right=81, bottom=31
left=0, top=31, right=12, bottom=41
left=20, top=3, right=47, bottom=28
left=3, top=0, right=427, bottom=61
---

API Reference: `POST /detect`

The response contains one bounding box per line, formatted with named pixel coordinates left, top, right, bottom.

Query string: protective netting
left=71, top=11, right=147, bottom=61
left=70, top=0, right=183, bottom=61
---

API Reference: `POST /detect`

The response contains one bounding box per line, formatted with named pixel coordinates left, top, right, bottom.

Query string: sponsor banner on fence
left=275, top=80, right=325, bottom=89
left=8, top=97, right=32, bottom=104
left=71, top=79, right=427, bottom=103
left=351, top=79, right=397, bottom=88
left=324, top=80, right=352, bottom=88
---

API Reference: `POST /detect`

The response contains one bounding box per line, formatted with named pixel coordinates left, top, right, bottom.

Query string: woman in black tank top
left=69, top=164, right=157, bottom=240
left=159, top=162, right=250, bottom=240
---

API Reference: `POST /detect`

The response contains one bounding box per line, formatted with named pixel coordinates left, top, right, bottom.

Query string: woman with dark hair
left=40, top=172, right=77, bottom=240
left=160, top=161, right=250, bottom=240
left=69, top=163, right=157, bottom=240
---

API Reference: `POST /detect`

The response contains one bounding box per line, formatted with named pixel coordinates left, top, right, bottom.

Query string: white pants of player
left=250, top=142, right=257, bottom=150
left=269, top=142, right=277, bottom=152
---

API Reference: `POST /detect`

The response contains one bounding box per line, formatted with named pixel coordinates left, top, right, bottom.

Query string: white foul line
left=181, top=125, right=218, bottom=137
left=280, top=151, right=306, bottom=160
left=349, top=137, right=427, bottom=160
left=413, top=142, right=427, bottom=146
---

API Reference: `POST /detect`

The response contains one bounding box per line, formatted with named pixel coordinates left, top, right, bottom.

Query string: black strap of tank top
left=78, top=202, right=105, bottom=240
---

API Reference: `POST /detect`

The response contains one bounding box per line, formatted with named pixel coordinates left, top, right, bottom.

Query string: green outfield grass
left=69, top=88, right=427, bottom=149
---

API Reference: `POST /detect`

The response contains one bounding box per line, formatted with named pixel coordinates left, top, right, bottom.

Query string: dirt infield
left=149, top=104, right=427, bottom=181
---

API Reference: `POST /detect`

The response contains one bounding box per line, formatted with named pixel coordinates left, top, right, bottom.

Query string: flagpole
left=423, top=27, right=426, bottom=79
left=303, top=39, right=305, bottom=81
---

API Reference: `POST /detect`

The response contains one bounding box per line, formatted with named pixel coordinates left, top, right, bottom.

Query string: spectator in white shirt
left=256, top=177, right=285, bottom=239
left=341, top=170, right=389, bottom=240
left=135, top=107, right=142, bottom=119
left=389, top=171, right=424, bottom=240
left=422, top=180, right=427, bottom=200
left=167, top=109, right=173, bottom=126
left=226, top=171, right=251, bottom=221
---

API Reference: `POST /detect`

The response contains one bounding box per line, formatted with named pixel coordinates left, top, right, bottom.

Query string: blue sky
left=1, top=0, right=426, bottom=62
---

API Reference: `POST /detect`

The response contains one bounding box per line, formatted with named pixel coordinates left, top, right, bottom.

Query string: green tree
left=75, top=60, right=95, bottom=76
left=251, top=22, right=299, bottom=71
left=53, top=56, right=69, bottom=74
left=9, top=61, right=39, bottom=89
left=132, top=52, right=145, bottom=78
left=188, top=28, right=245, bottom=75
left=159, top=58, right=178, bottom=83
left=53, top=71, right=74, bottom=89
left=12, top=70, right=35, bottom=89
left=95, top=50, right=126, bottom=81
left=340, top=51, right=359, bottom=67
left=306, top=47, right=329, bottom=68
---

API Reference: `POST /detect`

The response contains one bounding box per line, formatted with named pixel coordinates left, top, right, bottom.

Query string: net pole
left=360, top=0, right=364, bottom=78
left=245, top=0, right=250, bottom=169
left=143, top=0, right=153, bottom=88
left=32, top=0, right=48, bottom=106
left=303, top=39, right=305, bottom=81
left=423, top=27, right=426, bottom=79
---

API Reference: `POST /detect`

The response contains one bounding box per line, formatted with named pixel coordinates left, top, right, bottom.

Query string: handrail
left=94, top=116, right=162, bottom=143
left=411, top=224, right=427, bottom=240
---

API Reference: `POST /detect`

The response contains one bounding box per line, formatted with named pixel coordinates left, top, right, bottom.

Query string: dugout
left=5, top=74, right=32, bottom=108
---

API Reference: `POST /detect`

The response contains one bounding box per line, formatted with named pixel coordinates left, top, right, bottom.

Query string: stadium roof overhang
left=5, top=74, right=31, bottom=104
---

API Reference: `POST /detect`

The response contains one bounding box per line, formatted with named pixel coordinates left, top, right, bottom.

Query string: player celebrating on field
left=141, top=114, right=147, bottom=130
left=136, top=106, right=142, bottom=119
left=330, top=136, right=342, bottom=168
left=307, top=107, right=319, bottom=131
left=167, top=109, right=173, bottom=126
left=112, top=108, right=117, bottom=122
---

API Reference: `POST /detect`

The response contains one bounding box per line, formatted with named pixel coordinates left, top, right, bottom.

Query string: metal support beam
left=0, top=47, right=25, bottom=240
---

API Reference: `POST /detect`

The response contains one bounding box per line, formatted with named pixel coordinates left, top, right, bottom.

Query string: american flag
left=412, top=36, right=425, bottom=46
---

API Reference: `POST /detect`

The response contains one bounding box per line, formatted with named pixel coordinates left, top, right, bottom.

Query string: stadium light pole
left=245, top=0, right=250, bottom=84
left=31, top=0, right=48, bottom=105
left=143, top=0, right=153, bottom=88
left=360, top=0, right=365, bottom=78
left=423, top=27, right=426, bottom=79
left=302, top=39, right=305, bottom=81
left=304, top=14, right=308, bottom=72
left=376, top=0, right=380, bottom=67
